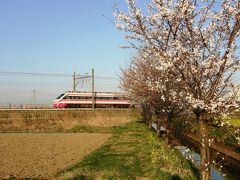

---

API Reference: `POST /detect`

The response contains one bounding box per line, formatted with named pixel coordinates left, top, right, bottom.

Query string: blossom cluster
left=116, top=0, right=240, bottom=115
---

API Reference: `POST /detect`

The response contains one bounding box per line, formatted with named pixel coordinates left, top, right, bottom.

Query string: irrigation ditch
left=152, top=122, right=240, bottom=179
left=180, top=133, right=240, bottom=179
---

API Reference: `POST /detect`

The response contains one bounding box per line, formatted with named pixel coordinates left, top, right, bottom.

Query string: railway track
left=0, top=108, right=133, bottom=112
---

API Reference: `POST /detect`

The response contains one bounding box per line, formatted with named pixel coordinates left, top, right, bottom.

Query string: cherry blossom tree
left=121, top=49, right=187, bottom=142
left=115, top=0, right=240, bottom=179
left=120, top=50, right=156, bottom=128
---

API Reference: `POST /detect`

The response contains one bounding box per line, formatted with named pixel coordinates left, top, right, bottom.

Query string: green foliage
left=210, top=127, right=227, bottom=138
left=226, top=134, right=238, bottom=147
left=146, top=134, right=198, bottom=179
left=223, top=118, right=240, bottom=126
left=58, top=119, right=198, bottom=179
left=209, top=125, right=240, bottom=151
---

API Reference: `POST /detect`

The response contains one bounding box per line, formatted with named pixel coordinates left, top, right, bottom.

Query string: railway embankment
left=0, top=109, right=138, bottom=132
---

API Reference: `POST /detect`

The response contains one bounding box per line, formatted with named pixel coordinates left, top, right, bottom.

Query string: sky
left=0, top=0, right=239, bottom=106
left=0, top=0, right=134, bottom=106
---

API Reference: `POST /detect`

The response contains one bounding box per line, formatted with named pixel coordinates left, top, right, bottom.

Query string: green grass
left=69, top=125, right=113, bottom=133
left=223, top=118, right=240, bottom=126
left=58, top=119, right=198, bottom=179
left=222, top=111, right=240, bottom=126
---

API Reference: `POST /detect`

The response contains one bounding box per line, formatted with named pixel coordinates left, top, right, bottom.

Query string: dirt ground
left=0, top=133, right=111, bottom=179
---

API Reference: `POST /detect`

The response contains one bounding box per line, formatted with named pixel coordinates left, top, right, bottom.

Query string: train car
left=53, top=91, right=131, bottom=108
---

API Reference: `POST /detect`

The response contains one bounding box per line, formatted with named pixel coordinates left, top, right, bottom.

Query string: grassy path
left=58, top=119, right=198, bottom=179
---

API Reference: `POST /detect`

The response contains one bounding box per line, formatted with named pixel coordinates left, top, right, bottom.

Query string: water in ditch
left=152, top=123, right=239, bottom=180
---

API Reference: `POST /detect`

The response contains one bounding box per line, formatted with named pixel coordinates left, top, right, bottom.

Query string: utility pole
left=33, top=89, right=36, bottom=108
left=73, top=72, right=76, bottom=92
left=92, top=68, right=95, bottom=109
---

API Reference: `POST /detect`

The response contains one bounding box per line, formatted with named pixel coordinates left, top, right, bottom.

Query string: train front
left=52, top=93, right=66, bottom=108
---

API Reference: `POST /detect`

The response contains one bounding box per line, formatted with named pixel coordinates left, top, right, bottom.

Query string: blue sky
left=0, top=0, right=131, bottom=75
left=0, top=0, right=239, bottom=106
left=0, top=0, right=134, bottom=105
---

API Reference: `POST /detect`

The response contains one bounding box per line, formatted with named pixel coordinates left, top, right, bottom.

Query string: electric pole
left=73, top=72, right=76, bottom=91
left=33, top=89, right=36, bottom=108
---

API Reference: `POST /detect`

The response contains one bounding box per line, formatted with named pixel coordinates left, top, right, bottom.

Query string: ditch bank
left=179, top=133, right=240, bottom=179
left=183, top=133, right=240, bottom=162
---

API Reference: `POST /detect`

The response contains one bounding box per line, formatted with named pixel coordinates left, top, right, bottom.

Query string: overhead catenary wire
left=95, top=76, right=119, bottom=80
left=0, top=71, right=119, bottom=80
left=0, top=71, right=72, bottom=77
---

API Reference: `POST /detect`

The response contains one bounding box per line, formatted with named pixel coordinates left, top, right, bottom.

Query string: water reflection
left=174, top=145, right=224, bottom=180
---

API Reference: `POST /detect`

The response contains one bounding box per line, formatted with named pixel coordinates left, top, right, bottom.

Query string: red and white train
left=53, top=91, right=131, bottom=108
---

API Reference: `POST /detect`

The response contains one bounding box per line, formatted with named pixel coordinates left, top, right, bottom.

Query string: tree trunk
left=166, top=112, right=173, bottom=145
left=156, top=118, right=161, bottom=137
left=199, top=114, right=211, bottom=180
left=161, top=116, right=170, bottom=144
left=141, top=107, right=152, bottom=128
left=143, top=113, right=148, bottom=125
left=147, top=114, right=152, bottom=129
left=166, top=125, right=172, bottom=144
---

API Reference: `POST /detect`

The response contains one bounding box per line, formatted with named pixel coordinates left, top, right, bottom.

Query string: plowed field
left=0, top=133, right=111, bottom=179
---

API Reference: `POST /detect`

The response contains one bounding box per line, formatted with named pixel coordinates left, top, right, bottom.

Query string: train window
left=56, top=94, right=64, bottom=99
left=76, top=96, right=90, bottom=99
left=69, top=96, right=75, bottom=99
left=95, top=96, right=113, bottom=100
left=63, top=95, right=69, bottom=99
left=96, top=97, right=103, bottom=100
